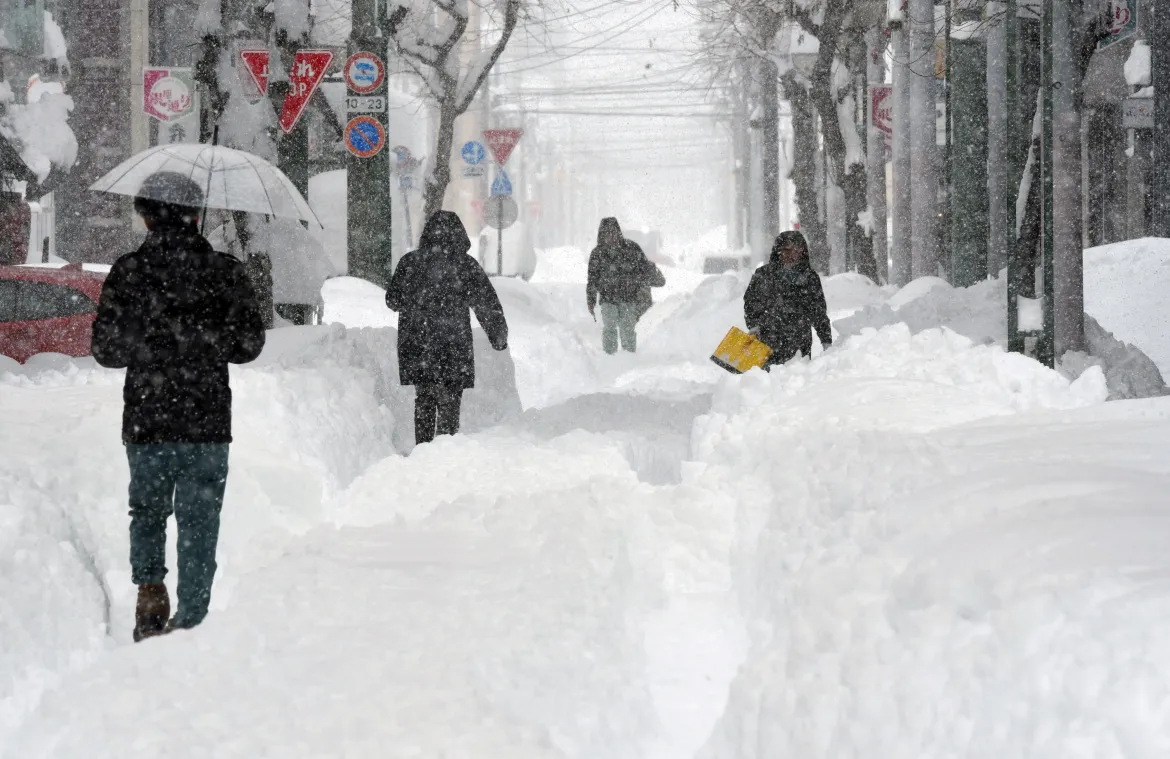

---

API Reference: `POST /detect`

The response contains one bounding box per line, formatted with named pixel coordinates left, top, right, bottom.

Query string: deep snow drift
left=4, top=237, right=1170, bottom=758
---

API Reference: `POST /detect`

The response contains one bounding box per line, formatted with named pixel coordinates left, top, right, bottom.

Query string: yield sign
left=240, top=50, right=270, bottom=96
left=280, top=50, right=334, bottom=134
left=482, top=129, right=524, bottom=166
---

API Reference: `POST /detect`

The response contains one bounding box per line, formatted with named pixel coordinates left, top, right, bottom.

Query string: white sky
left=492, top=0, right=732, bottom=249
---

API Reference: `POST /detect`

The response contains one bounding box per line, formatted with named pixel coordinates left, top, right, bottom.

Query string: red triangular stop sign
left=280, top=50, right=334, bottom=134
left=483, top=129, right=524, bottom=166
left=240, top=50, right=270, bottom=96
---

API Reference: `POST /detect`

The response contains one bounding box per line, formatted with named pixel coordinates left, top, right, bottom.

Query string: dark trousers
left=126, top=443, right=229, bottom=629
left=414, top=384, right=463, bottom=445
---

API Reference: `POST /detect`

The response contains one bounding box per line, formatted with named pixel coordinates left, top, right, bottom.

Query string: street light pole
left=1153, top=0, right=1170, bottom=235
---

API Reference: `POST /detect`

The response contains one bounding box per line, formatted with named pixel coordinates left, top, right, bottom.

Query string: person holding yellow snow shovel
left=743, top=230, right=832, bottom=369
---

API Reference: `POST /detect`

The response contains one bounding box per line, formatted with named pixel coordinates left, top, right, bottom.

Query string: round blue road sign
left=346, top=115, right=385, bottom=158
left=461, top=141, right=486, bottom=165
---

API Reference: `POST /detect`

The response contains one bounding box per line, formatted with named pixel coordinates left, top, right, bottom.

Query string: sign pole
left=1153, top=0, right=1170, bottom=236
left=346, top=7, right=392, bottom=288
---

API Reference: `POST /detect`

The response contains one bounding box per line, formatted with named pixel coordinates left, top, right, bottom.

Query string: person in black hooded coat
left=386, top=211, right=508, bottom=445
left=743, top=230, right=833, bottom=368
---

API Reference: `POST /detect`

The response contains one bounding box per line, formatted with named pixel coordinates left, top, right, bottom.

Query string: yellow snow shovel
left=710, top=326, right=772, bottom=374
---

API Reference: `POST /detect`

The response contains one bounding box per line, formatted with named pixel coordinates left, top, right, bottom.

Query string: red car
left=0, top=264, right=108, bottom=363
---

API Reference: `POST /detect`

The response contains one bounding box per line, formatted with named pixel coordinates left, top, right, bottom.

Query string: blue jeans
left=600, top=302, right=639, bottom=354
left=127, top=444, right=230, bottom=629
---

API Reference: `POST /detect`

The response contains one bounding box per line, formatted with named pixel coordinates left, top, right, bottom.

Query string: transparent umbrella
left=89, top=143, right=321, bottom=227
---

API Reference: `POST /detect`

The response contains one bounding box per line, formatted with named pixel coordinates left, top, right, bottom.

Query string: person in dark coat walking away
left=586, top=217, right=664, bottom=354
left=744, top=230, right=832, bottom=368
left=91, top=171, right=266, bottom=641
left=386, top=211, right=509, bottom=446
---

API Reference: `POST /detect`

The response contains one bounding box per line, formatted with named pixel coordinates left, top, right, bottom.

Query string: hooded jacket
left=586, top=218, right=663, bottom=308
left=91, top=221, right=266, bottom=444
left=743, top=241, right=832, bottom=365
left=386, top=211, right=508, bottom=388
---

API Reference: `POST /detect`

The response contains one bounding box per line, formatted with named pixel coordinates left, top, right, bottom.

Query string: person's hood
left=597, top=217, right=623, bottom=247
left=769, top=234, right=811, bottom=267
left=418, top=210, right=471, bottom=256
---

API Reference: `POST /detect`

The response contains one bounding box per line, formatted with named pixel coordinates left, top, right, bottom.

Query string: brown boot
left=133, top=582, right=170, bottom=642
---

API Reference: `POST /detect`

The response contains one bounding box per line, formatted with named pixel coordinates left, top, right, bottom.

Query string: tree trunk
left=423, top=102, right=458, bottom=222
left=805, top=6, right=880, bottom=282
left=784, top=72, right=830, bottom=273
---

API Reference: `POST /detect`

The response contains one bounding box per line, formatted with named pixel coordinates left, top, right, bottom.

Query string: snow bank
left=0, top=333, right=396, bottom=738
left=1084, top=237, right=1170, bottom=376
left=837, top=272, right=1167, bottom=400
left=258, top=323, right=521, bottom=452
left=691, top=325, right=1170, bottom=759
left=697, top=387, right=1170, bottom=758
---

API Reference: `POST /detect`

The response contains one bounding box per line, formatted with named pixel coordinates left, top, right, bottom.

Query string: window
left=12, top=280, right=97, bottom=321
left=0, top=280, right=17, bottom=322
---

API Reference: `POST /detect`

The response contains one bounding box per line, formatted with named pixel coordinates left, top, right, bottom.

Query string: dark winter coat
left=587, top=218, right=665, bottom=308
left=743, top=251, right=832, bottom=366
left=386, top=211, right=508, bottom=389
left=91, top=223, right=267, bottom=444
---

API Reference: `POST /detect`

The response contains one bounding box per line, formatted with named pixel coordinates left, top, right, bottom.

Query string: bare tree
left=389, top=0, right=523, bottom=220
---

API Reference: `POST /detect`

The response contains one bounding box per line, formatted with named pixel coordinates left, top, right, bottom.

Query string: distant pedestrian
left=386, top=211, right=509, bottom=446
left=586, top=218, right=664, bottom=354
left=743, top=230, right=832, bottom=368
left=91, top=171, right=266, bottom=641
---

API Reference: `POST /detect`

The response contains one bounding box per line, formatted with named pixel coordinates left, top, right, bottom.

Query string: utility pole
left=1153, top=0, right=1170, bottom=235
left=346, top=0, right=393, bottom=287
left=987, top=1, right=1010, bottom=277
left=1051, top=0, right=1083, bottom=356
left=866, top=26, right=889, bottom=282
left=950, top=4, right=989, bottom=288
left=909, top=0, right=940, bottom=278
left=890, top=5, right=912, bottom=287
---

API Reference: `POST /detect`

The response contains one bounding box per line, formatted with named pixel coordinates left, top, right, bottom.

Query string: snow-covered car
left=0, top=264, right=106, bottom=362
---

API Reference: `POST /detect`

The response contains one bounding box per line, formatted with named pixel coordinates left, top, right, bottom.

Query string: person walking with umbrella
left=91, top=171, right=267, bottom=640
left=386, top=211, right=509, bottom=447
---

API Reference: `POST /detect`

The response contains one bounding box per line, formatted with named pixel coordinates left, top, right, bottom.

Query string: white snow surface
left=3, top=235, right=1170, bottom=757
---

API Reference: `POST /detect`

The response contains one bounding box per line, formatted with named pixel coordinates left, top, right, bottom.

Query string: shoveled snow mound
left=688, top=326, right=1170, bottom=759
left=836, top=275, right=1166, bottom=400
left=695, top=385, right=1170, bottom=757
left=888, top=275, right=951, bottom=309
left=322, top=276, right=397, bottom=328
left=1084, top=237, right=1170, bottom=375
left=0, top=334, right=395, bottom=738
left=258, top=324, right=521, bottom=452
left=820, top=272, right=891, bottom=316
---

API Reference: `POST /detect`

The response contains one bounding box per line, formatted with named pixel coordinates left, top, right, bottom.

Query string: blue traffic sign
left=345, top=115, right=385, bottom=158
left=461, top=141, right=486, bottom=165
left=491, top=169, right=513, bottom=196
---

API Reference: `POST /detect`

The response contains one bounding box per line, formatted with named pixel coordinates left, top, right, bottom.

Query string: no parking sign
left=345, top=115, right=386, bottom=158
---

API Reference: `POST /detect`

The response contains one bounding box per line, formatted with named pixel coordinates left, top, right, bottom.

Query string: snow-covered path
left=4, top=244, right=1170, bottom=757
